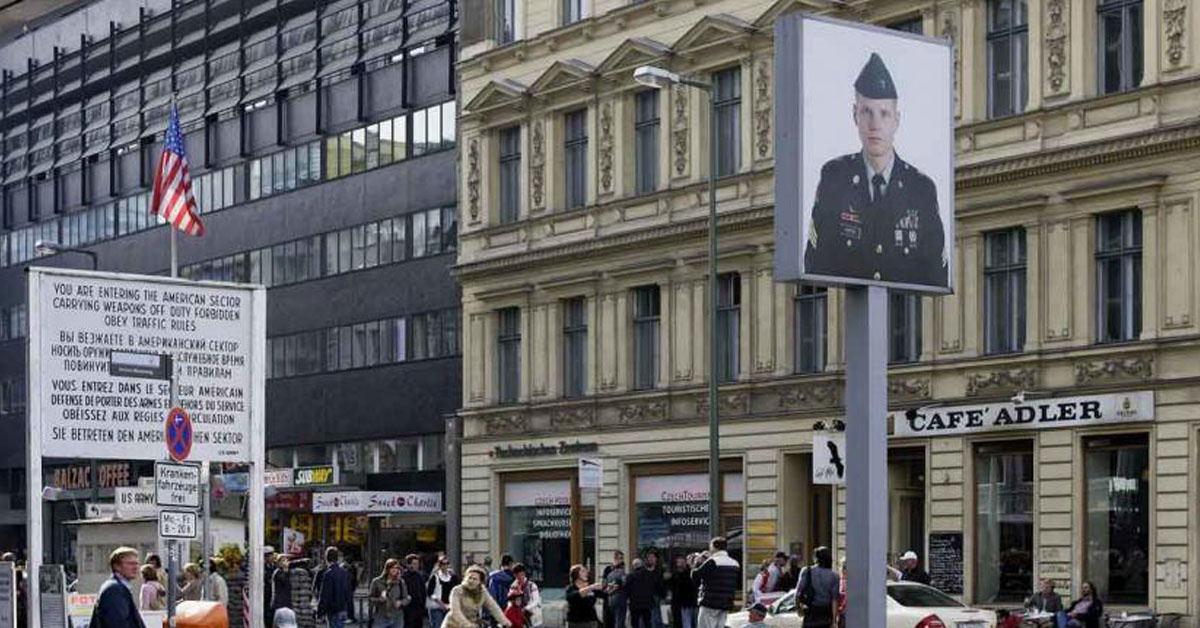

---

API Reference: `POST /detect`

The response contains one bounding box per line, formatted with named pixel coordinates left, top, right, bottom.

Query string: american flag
left=151, top=104, right=205, bottom=236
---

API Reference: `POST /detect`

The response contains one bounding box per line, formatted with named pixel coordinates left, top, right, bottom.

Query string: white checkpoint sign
left=29, top=269, right=259, bottom=462
left=155, top=462, right=201, bottom=508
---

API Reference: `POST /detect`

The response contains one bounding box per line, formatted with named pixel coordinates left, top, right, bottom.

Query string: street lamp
left=34, top=240, right=98, bottom=270
left=634, top=65, right=722, bottom=540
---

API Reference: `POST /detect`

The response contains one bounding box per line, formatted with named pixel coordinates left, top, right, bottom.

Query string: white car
left=726, top=582, right=996, bottom=628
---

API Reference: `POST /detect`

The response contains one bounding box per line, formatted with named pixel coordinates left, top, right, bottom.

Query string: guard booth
left=67, top=515, right=247, bottom=594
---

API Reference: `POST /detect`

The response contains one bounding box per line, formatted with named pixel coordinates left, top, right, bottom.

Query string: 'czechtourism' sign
left=892, top=391, right=1154, bottom=438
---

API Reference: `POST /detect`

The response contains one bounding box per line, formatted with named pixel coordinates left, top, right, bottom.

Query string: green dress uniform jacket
left=804, top=152, right=947, bottom=287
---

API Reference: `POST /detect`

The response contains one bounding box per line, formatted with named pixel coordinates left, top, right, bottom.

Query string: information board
left=38, top=565, right=67, bottom=628
left=0, top=562, right=14, bottom=628
left=927, top=532, right=964, bottom=595
left=28, top=268, right=260, bottom=462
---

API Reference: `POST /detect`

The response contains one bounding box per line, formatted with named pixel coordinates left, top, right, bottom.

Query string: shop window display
left=974, top=443, right=1034, bottom=604
left=633, top=471, right=744, bottom=580
left=1085, top=433, right=1149, bottom=605
left=504, top=479, right=573, bottom=595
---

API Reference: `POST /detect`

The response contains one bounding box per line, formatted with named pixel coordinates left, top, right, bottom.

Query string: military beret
left=855, top=52, right=897, bottom=99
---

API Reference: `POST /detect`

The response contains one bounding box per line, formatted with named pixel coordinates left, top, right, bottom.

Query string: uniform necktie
left=872, top=174, right=886, bottom=203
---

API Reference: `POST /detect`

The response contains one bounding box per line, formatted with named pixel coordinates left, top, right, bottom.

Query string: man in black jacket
left=318, top=547, right=354, bottom=628
left=90, top=547, right=146, bottom=628
left=898, top=551, right=931, bottom=586
left=692, top=538, right=740, bottom=628
left=402, top=554, right=428, bottom=628
left=625, top=560, right=663, bottom=628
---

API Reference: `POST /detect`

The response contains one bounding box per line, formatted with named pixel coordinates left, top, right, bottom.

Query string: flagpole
left=170, top=92, right=179, bottom=279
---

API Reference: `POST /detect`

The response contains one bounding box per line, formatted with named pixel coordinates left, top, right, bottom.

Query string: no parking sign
left=165, top=407, right=194, bottom=462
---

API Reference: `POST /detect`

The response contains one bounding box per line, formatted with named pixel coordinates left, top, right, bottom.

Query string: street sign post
left=159, top=511, right=199, bottom=539
left=108, top=351, right=172, bottom=380
left=27, top=267, right=267, bottom=628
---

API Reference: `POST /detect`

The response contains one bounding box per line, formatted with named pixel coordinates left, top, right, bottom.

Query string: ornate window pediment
left=672, top=13, right=754, bottom=54
left=464, top=79, right=529, bottom=115
left=595, top=37, right=673, bottom=78
left=530, top=58, right=597, bottom=96
left=753, top=0, right=838, bottom=29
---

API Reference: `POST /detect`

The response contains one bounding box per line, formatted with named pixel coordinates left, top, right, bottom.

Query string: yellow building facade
left=455, top=0, right=1200, bottom=620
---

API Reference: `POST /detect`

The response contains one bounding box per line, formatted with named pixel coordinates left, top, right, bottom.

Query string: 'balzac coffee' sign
left=50, top=462, right=133, bottom=490
left=892, top=391, right=1153, bottom=438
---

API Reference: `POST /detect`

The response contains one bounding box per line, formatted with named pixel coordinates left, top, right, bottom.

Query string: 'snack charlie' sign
left=892, top=391, right=1153, bottom=438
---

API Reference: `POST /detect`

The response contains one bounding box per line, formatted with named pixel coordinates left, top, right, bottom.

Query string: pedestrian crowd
left=80, top=542, right=1104, bottom=628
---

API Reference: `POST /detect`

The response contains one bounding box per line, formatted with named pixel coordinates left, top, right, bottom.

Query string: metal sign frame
left=26, top=267, right=268, bottom=628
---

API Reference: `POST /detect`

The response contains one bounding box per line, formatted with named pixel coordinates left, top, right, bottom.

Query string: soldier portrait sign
left=774, top=13, right=955, bottom=293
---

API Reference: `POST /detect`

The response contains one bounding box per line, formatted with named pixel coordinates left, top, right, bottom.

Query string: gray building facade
left=0, top=0, right=460, bottom=576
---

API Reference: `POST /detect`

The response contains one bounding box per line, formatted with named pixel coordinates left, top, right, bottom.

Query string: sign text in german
left=155, top=462, right=201, bottom=508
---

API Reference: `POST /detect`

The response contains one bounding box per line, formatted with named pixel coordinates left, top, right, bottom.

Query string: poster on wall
left=774, top=13, right=954, bottom=293
left=282, top=527, right=306, bottom=557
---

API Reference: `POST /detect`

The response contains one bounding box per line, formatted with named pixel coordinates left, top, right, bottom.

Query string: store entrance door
left=888, top=447, right=926, bottom=563
left=368, top=515, right=447, bottom=578
left=780, top=452, right=833, bottom=564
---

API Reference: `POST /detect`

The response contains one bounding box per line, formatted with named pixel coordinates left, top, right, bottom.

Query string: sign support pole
left=201, top=462, right=210, bottom=599
left=844, top=286, right=888, bottom=628
left=26, top=273, right=43, bottom=628
left=167, top=540, right=179, bottom=628
left=167, top=360, right=180, bottom=627
left=248, top=285, right=268, bottom=628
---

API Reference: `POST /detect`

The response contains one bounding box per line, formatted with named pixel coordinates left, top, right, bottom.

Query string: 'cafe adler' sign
left=892, top=391, right=1154, bottom=438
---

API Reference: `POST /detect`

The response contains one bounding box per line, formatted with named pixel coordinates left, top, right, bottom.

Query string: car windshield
left=887, top=584, right=964, bottom=608
left=774, top=592, right=796, bottom=614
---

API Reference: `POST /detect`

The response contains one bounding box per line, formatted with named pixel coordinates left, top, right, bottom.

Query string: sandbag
left=162, top=601, right=230, bottom=628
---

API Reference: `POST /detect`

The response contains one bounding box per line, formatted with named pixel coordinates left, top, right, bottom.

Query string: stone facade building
left=455, top=0, right=1200, bottom=621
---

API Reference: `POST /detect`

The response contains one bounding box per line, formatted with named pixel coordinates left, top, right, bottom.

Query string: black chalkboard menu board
left=927, top=532, right=964, bottom=595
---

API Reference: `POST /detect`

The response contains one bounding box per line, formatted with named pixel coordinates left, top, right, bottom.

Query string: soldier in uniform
left=804, top=52, right=948, bottom=287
